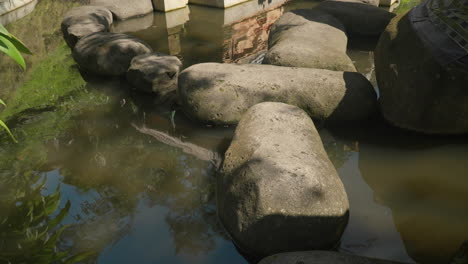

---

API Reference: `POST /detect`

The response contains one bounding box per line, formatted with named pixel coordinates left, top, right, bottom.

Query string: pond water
left=0, top=0, right=467, bottom=264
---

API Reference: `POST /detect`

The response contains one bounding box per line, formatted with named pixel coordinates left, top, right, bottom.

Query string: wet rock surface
left=73, top=32, right=152, bottom=76
left=178, top=63, right=376, bottom=125
left=259, top=251, right=410, bottom=264
left=126, top=53, right=182, bottom=97
left=90, top=0, right=154, bottom=20
left=61, top=6, right=113, bottom=48
left=264, top=9, right=356, bottom=72
left=217, top=102, right=350, bottom=258
left=317, top=0, right=395, bottom=36
left=375, top=12, right=468, bottom=134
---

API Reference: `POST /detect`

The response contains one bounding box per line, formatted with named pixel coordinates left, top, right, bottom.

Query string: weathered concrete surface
left=0, top=0, right=34, bottom=16
left=0, top=0, right=37, bottom=25
left=375, top=12, right=468, bottom=134
left=264, top=9, right=356, bottom=72
left=126, top=53, right=182, bottom=97
left=61, top=6, right=113, bottom=48
left=317, top=0, right=395, bottom=36
left=73, top=32, right=152, bottom=76
left=259, top=251, right=410, bottom=264
left=178, top=63, right=376, bottom=125
left=188, top=0, right=250, bottom=8
left=189, top=0, right=288, bottom=25
left=218, top=102, right=349, bottom=258
left=90, top=0, right=154, bottom=20
left=152, top=0, right=188, bottom=11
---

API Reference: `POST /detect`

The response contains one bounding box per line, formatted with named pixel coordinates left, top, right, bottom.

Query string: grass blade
left=0, top=120, right=18, bottom=143
left=0, top=34, right=26, bottom=70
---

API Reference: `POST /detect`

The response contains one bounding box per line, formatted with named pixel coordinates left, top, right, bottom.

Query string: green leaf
left=0, top=24, right=31, bottom=55
left=0, top=98, right=6, bottom=107
left=0, top=34, right=26, bottom=70
left=43, top=189, right=61, bottom=215
left=46, top=201, right=70, bottom=230
left=0, top=119, right=17, bottom=143
left=44, top=224, right=68, bottom=248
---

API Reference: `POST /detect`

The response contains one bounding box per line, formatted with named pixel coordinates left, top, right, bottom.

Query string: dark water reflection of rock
left=328, top=121, right=468, bottom=264
left=357, top=125, right=468, bottom=264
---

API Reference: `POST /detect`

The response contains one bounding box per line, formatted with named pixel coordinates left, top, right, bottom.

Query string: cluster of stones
left=205, top=2, right=400, bottom=263
left=60, top=0, right=430, bottom=263
left=61, top=2, right=183, bottom=98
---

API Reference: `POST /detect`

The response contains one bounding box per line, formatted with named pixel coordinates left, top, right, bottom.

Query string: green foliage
left=0, top=174, right=95, bottom=264
left=0, top=24, right=31, bottom=142
left=0, top=99, right=17, bottom=143
left=0, top=24, right=32, bottom=70
left=0, top=44, right=86, bottom=120
left=395, top=0, right=422, bottom=14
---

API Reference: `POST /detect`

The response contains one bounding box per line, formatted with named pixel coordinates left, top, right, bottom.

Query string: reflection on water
left=120, top=0, right=292, bottom=66
left=1, top=0, right=467, bottom=263
left=358, top=128, right=468, bottom=264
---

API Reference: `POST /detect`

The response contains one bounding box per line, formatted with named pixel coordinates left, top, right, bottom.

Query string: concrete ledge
left=188, top=0, right=251, bottom=8
left=189, top=0, right=287, bottom=25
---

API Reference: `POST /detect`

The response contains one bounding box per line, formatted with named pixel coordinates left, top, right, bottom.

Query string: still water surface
left=0, top=0, right=467, bottom=263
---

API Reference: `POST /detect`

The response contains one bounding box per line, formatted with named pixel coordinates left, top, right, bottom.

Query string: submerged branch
left=132, top=123, right=222, bottom=168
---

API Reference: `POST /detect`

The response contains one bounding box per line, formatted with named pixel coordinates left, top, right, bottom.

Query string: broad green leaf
left=0, top=120, right=17, bottom=143
left=0, top=24, right=31, bottom=55
left=0, top=35, right=26, bottom=70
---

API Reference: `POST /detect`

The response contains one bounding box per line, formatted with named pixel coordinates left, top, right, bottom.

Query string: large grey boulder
left=263, top=9, right=356, bottom=72
left=73, top=32, right=152, bottom=76
left=178, top=63, right=376, bottom=125
left=316, top=0, right=395, bottom=36
left=90, top=0, right=154, bottom=20
left=218, top=102, right=350, bottom=258
left=61, top=6, right=113, bottom=49
left=375, top=12, right=468, bottom=134
left=259, top=251, right=410, bottom=264
left=126, top=53, right=182, bottom=97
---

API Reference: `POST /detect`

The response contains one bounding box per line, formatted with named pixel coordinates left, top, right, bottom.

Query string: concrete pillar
left=152, top=0, right=188, bottom=12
